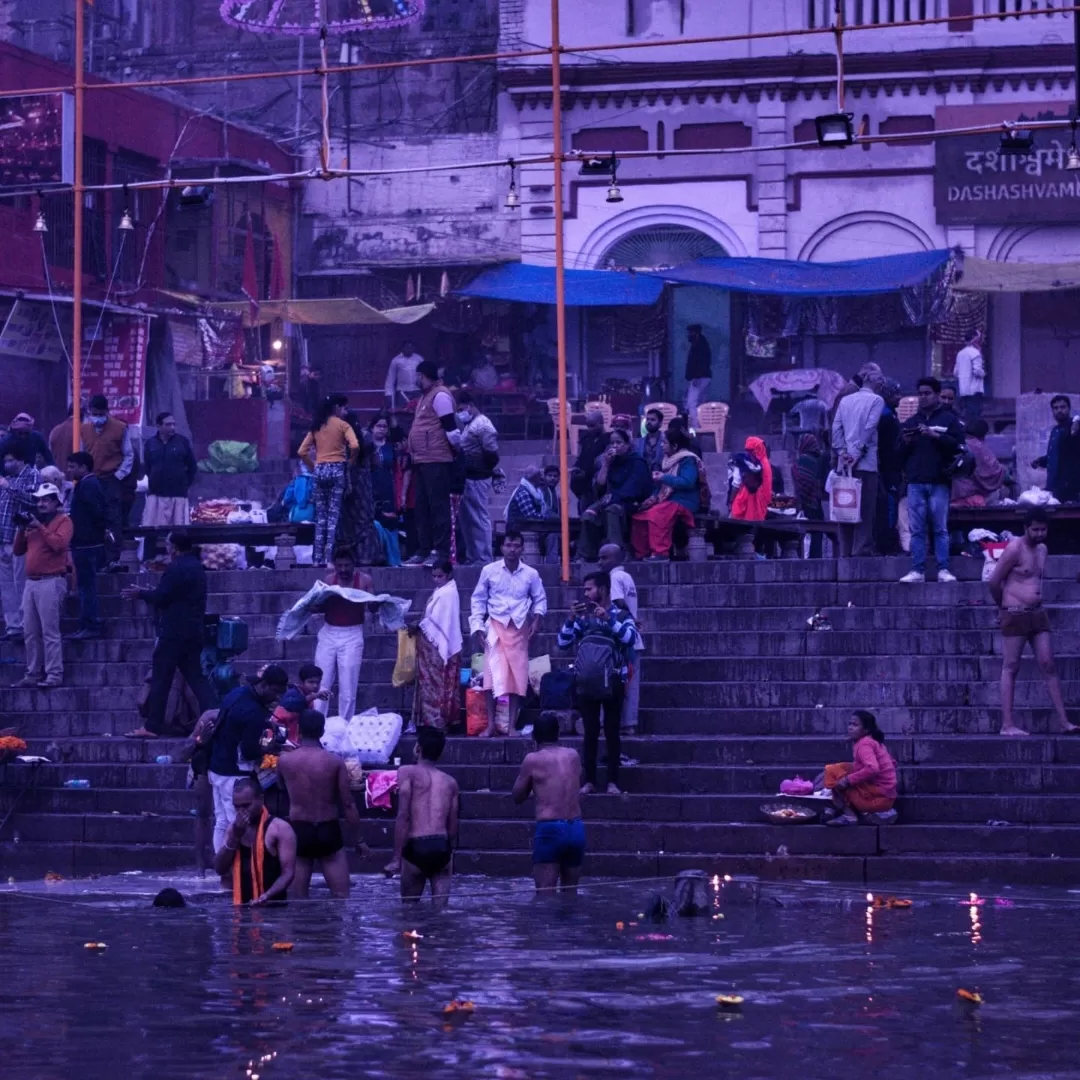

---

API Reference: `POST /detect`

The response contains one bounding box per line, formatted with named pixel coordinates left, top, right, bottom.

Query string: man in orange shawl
left=212, top=776, right=297, bottom=905
left=729, top=436, right=773, bottom=520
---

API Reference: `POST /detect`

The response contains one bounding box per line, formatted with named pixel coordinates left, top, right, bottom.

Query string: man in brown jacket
left=405, top=359, right=457, bottom=567
left=13, top=483, right=72, bottom=689
left=80, top=394, right=133, bottom=567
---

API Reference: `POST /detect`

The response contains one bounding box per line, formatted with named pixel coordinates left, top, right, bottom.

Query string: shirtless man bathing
left=384, top=727, right=459, bottom=905
left=512, top=711, right=586, bottom=893
left=277, top=709, right=363, bottom=898
left=988, top=506, right=1079, bottom=737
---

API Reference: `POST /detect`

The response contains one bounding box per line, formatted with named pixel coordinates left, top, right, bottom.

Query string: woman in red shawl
left=729, top=436, right=773, bottom=521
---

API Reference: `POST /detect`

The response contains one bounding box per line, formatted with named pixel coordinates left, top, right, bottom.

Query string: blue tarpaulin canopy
left=456, top=262, right=665, bottom=307
left=645, top=250, right=953, bottom=296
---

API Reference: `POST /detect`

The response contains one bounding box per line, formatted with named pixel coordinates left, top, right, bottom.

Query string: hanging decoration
left=220, top=0, right=424, bottom=36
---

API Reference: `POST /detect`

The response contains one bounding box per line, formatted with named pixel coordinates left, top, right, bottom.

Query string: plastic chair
left=546, top=397, right=581, bottom=457
left=696, top=401, right=729, bottom=453
left=897, top=395, right=919, bottom=424
left=645, top=401, right=680, bottom=431
left=583, top=400, right=613, bottom=430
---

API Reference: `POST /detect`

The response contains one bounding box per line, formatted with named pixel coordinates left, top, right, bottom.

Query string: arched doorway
left=586, top=225, right=730, bottom=410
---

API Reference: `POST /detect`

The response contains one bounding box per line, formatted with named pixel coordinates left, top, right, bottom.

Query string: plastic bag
left=197, top=440, right=259, bottom=474
left=392, top=629, right=417, bottom=688
left=828, top=470, right=862, bottom=524
left=466, top=688, right=488, bottom=736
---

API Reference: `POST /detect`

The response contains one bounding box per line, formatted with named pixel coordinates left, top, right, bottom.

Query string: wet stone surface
left=3, top=873, right=1080, bottom=1078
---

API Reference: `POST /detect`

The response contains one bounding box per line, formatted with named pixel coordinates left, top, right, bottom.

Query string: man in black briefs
left=383, top=727, right=459, bottom=906
left=212, top=777, right=296, bottom=905
left=276, top=709, right=363, bottom=898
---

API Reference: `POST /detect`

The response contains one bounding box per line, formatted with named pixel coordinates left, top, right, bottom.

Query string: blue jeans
left=907, top=483, right=949, bottom=574
left=72, top=545, right=104, bottom=630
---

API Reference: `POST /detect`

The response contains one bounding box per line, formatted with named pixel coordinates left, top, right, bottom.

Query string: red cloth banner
left=81, top=314, right=149, bottom=425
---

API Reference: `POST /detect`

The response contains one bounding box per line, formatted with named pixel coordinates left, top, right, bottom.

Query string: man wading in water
left=277, top=709, right=364, bottom=899
left=988, top=506, right=1079, bottom=737
left=384, top=727, right=459, bottom=905
left=512, top=711, right=586, bottom=893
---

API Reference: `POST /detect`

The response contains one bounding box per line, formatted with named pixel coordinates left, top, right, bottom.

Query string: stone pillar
left=275, top=532, right=296, bottom=571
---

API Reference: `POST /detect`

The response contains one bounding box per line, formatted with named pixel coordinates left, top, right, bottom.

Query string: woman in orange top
left=298, top=394, right=359, bottom=565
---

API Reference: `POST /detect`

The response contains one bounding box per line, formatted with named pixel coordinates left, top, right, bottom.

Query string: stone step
left=12, top=786, right=1080, bottom=825
left=8, top=759, right=1080, bottom=795
left=23, top=733, right=1078, bottom=767
left=6, top=704, right=1079, bottom=738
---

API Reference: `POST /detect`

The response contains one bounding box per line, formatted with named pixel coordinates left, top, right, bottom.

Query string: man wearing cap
left=12, top=483, right=72, bottom=689
left=80, top=394, right=133, bottom=567
left=0, top=412, right=53, bottom=470
left=405, top=359, right=457, bottom=567
left=0, top=444, right=40, bottom=642
left=121, top=532, right=217, bottom=739
left=205, top=665, right=289, bottom=852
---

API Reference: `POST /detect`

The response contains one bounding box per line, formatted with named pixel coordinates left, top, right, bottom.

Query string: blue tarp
left=455, top=262, right=665, bottom=307
left=645, top=250, right=953, bottom=296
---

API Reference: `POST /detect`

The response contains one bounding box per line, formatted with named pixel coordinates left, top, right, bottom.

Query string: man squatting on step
left=987, top=506, right=1079, bottom=737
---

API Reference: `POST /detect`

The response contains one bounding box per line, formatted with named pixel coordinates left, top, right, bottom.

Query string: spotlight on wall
left=814, top=113, right=855, bottom=147
left=272, top=339, right=284, bottom=351
left=1000, top=125, right=1034, bottom=154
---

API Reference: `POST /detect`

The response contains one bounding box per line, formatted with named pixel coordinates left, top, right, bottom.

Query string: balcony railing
left=807, top=0, right=1072, bottom=28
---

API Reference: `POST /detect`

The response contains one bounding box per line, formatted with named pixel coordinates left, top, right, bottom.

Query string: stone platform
left=3, top=556, right=1080, bottom=886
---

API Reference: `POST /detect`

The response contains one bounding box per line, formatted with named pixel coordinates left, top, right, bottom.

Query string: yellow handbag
left=392, top=628, right=417, bottom=688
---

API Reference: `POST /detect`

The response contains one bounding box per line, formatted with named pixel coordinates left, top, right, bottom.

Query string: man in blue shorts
left=512, top=711, right=585, bottom=892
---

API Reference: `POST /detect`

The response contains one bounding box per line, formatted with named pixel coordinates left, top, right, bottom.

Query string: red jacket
left=846, top=735, right=897, bottom=798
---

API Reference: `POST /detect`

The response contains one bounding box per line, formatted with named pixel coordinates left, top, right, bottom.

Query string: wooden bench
left=131, top=522, right=314, bottom=566
left=694, top=514, right=842, bottom=560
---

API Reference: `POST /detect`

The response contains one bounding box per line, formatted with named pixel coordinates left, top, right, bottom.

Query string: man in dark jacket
left=0, top=411, right=53, bottom=469
left=578, top=429, right=652, bottom=561
left=142, top=412, right=197, bottom=526
left=570, top=410, right=609, bottom=514
left=1032, top=394, right=1080, bottom=503
left=898, top=377, right=965, bottom=584
left=206, top=664, right=288, bottom=853
left=874, top=380, right=904, bottom=556
left=121, top=532, right=217, bottom=737
left=65, top=451, right=107, bottom=639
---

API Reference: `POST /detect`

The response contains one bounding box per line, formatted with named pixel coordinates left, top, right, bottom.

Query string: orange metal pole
left=551, top=0, right=570, bottom=582
left=71, top=0, right=85, bottom=452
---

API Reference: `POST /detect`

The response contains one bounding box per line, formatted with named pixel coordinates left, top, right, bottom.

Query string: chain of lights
left=219, top=0, right=424, bottom=36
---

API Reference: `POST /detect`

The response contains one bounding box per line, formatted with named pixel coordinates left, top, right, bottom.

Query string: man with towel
left=469, top=529, right=548, bottom=736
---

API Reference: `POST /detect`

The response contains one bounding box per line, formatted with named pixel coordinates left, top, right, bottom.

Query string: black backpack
left=574, top=629, right=619, bottom=701
left=539, top=669, right=575, bottom=710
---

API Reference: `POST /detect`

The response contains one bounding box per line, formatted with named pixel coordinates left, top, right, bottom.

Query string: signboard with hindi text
left=0, top=300, right=69, bottom=364
left=81, top=314, right=149, bottom=426
left=934, top=103, right=1077, bottom=226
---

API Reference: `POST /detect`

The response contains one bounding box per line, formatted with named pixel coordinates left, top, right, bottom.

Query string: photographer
left=556, top=571, right=638, bottom=796
left=12, top=483, right=72, bottom=690
left=0, top=445, right=40, bottom=642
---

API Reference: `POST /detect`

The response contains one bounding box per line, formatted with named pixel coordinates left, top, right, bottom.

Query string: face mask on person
left=457, top=410, right=472, bottom=425
left=90, top=415, right=107, bottom=429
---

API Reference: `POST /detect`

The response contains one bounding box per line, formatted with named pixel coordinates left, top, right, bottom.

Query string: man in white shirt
left=599, top=543, right=644, bottom=735
left=469, top=531, right=548, bottom=736
left=831, top=370, right=885, bottom=557
left=954, top=329, right=985, bottom=419
left=384, top=341, right=423, bottom=408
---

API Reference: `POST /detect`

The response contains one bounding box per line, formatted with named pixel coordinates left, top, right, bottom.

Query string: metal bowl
left=760, top=801, right=819, bottom=824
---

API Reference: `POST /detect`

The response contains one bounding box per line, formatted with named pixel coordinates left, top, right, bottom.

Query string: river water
left=2, top=873, right=1080, bottom=1079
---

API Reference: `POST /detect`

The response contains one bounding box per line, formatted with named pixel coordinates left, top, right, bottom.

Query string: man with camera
left=0, top=445, right=40, bottom=642
left=12, top=483, right=72, bottom=689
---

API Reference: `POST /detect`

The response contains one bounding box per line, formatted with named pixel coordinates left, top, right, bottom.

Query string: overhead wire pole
left=550, top=0, right=570, bottom=581
left=71, top=0, right=86, bottom=453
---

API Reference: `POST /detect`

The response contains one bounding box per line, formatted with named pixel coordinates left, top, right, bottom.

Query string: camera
left=13, top=510, right=35, bottom=528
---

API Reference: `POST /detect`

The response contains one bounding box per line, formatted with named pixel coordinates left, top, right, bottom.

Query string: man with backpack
left=557, top=570, right=639, bottom=795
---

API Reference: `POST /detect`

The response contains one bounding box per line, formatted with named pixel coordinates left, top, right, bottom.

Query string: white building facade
left=497, top=0, right=1080, bottom=402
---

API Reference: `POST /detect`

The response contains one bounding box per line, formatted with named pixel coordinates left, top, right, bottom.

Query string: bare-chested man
left=988, top=506, right=1079, bottom=737
left=383, top=726, right=459, bottom=905
left=276, top=709, right=363, bottom=898
left=512, top=711, right=586, bottom=893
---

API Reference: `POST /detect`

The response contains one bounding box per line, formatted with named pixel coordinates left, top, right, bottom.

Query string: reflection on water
left=2, top=874, right=1080, bottom=1079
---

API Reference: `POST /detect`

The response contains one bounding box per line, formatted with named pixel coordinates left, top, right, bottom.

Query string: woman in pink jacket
left=821, top=710, right=897, bottom=826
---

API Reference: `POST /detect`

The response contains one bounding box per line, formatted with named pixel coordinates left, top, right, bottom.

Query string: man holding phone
left=897, top=377, right=965, bottom=584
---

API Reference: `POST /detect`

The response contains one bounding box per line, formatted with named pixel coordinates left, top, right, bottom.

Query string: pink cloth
left=365, top=770, right=399, bottom=810
left=748, top=368, right=847, bottom=412
left=845, top=736, right=897, bottom=800
left=482, top=618, right=531, bottom=698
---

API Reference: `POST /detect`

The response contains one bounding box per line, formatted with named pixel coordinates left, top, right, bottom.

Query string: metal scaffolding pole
left=71, top=0, right=85, bottom=451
